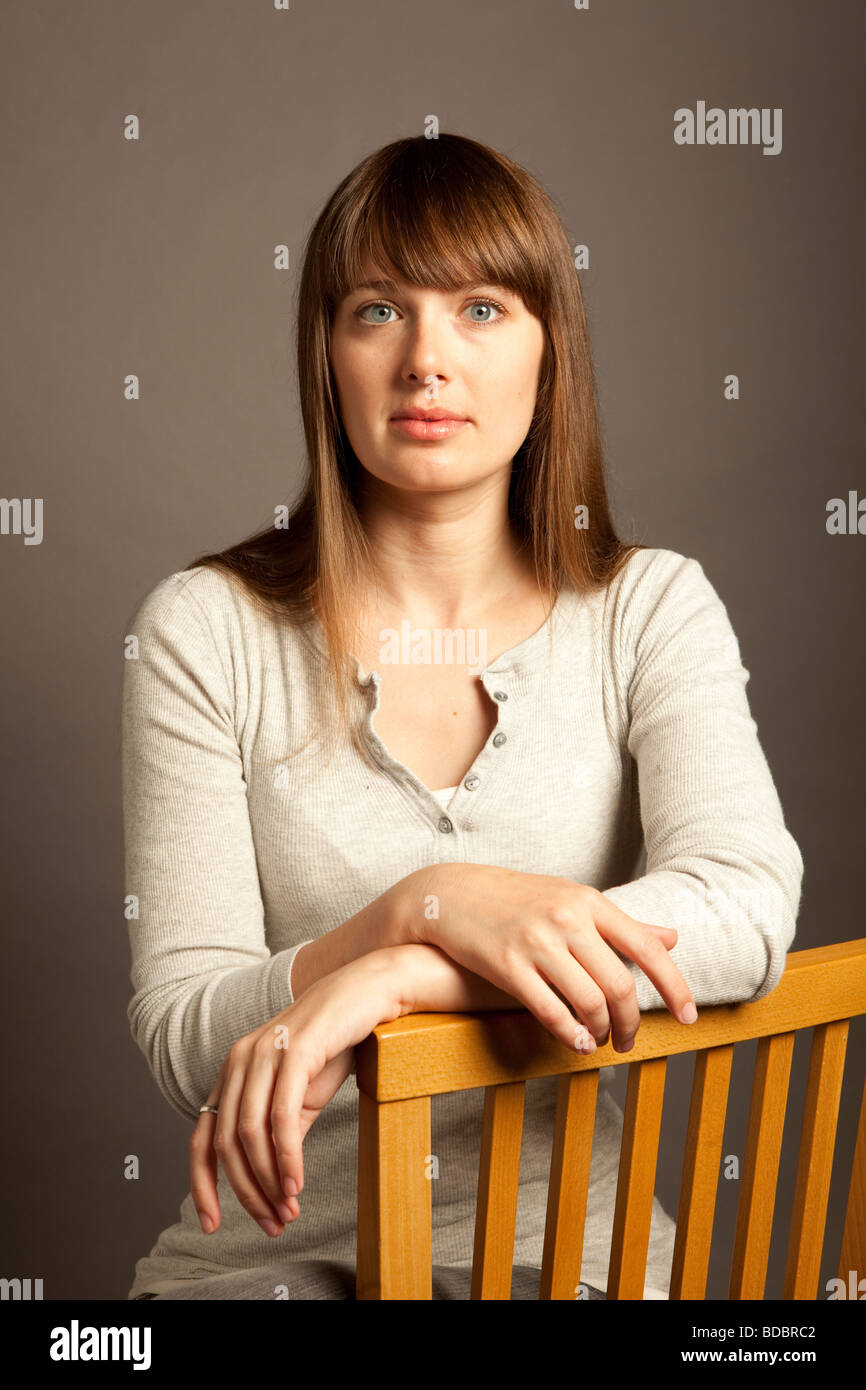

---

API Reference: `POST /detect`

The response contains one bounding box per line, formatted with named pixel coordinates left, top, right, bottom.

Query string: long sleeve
left=122, top=572, right=313, bottom=1123
left=599, top=550, right=804, bottom=1012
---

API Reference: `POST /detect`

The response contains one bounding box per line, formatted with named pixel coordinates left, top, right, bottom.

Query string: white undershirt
left=430, top=785, right=458, bottom=808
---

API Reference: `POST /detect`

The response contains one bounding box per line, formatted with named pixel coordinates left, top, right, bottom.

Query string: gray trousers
left=132, top=1259, right=606, bottom=1300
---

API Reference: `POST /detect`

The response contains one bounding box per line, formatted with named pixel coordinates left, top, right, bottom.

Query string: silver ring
left=199, top=1104, right=219, bottom=1116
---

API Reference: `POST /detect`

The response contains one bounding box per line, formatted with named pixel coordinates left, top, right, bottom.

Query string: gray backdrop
left=1, top=0, right=863, bottom=1300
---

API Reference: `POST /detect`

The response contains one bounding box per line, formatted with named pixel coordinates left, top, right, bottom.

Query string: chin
left=362, top=446, right=470, bottom=481
left=386, top=461, right=470, bottom=489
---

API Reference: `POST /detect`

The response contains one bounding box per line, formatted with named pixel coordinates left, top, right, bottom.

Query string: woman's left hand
left=189, top=948, right=407, bottom=1239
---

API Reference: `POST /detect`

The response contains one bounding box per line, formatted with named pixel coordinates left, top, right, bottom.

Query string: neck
left=354, top=472, right=546, bottom=626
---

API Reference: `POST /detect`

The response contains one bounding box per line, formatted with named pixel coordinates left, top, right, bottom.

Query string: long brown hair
left=187, top=132, right=645, bottom=760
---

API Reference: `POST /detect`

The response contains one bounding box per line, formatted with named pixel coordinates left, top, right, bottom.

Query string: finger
left=532, top=944, right=620, bottom=1046
left=646, top=922, right=678, bottom=941
left=270, top=1041, right=316, bottom=1202
left=237, top=1044, right=299, bottom=1225
left=190, top=1072, right=225, bottom=1234
left=558, top=927, right=642, bottom=1052
left=213, top=1051, right=287, bottom=1238
left=608, top=922, right=676, bottom=971
left=591, top=896, right=697, bottom=1025
left=501, top=962, right=609, bottom=1053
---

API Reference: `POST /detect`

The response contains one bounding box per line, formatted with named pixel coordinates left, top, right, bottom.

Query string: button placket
left=358, top=663, right=521, bottom=830
left=442, top=672, right=513, bottom=816
left=357, top=671, right=428, bottom=820
left=418, top=680, right=512, bottom=824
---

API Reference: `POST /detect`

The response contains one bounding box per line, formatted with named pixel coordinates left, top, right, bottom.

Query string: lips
left=389, top=416, right=469, bottom=440
left=391, top=407, right=466, bottom=420
left=389, top=407, right=470, bottom=440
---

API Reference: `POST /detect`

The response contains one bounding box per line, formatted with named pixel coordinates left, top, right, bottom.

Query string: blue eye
left=358, top=303, right=397, bottom=324
left=464, top=299, right=505, bottom=323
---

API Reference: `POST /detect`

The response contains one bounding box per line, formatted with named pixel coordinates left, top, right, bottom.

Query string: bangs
left=325, top=136, right=551, bottom=318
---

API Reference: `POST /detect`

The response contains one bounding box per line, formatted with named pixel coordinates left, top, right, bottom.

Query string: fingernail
left=284, top=1177, right=298, bottom=1199
left=276, top=1202, right=294, bottom=1224
left=573, top=1026, right=596, bottom=1054
left=261, top=1219, right=283, bottom=1237
left=681, top=1001, right=698, bottom=1024
left=199, top=1212, right=214, bottom=1234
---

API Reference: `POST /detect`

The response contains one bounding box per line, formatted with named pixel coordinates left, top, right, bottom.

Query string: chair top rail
left=355, top=938, right=866, bottom=1103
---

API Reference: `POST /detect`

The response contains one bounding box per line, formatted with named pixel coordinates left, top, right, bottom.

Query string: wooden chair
left=355, top=938, right=866, bottom=1299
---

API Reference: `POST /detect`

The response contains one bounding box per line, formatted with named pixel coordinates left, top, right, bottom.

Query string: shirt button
left=492, top=732, right=507, bottom=747
left=464, top=775, right=480, bottom=791
left=492, top=690, right=509, bottom=702
left=438, top=816, right=453, bottom=834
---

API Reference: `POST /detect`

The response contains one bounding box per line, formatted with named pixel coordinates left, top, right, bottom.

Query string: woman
left=122, top=132, right=804, bottom=1300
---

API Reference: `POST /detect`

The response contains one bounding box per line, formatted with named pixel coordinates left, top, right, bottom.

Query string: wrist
left=352, top=944, right=425, bottom=1018
left=380, top=942, right=447, bottom=1015
left=378, top=941, right=522, bottom=1017
left=386, top=866, right=444, bottom=949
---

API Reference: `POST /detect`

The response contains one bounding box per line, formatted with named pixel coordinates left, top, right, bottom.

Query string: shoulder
left=605, top=545, right=727, bottom=624
left=121, top=566, right=278, bottom=721
left=606, top=545, right=712, bottom=603
left=123, top=565, right=262, bottom=651
left=602, top=546, right=740, bottom=672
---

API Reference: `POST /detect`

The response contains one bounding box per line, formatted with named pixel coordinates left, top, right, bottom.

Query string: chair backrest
left=355, top=939, right=866, bottom=1299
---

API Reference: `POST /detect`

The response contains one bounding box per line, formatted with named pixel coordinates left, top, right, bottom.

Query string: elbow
left=127, top=994, right=204, bottom=1124
left=744, top=829, right=804, bottom=1003
left=668, top=829, right=805, bottom=1009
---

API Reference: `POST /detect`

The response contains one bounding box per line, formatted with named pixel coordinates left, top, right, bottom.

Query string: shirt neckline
left=296, top=586, right=579, bottom=683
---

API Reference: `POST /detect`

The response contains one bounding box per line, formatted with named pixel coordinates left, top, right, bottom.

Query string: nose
left=399, top=307, right=452, bottom=391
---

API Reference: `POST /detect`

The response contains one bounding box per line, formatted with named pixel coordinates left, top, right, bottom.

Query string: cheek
left=330, top=350, right=368, bottom=424
left=332, top=342, right=384, bottom=410
left=484, top=346, right=542, bottom=424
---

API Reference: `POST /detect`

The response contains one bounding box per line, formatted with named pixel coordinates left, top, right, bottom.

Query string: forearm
left=392, top=942, right=523, bottom=1016
left=290, top=880, right=409, bottom=1000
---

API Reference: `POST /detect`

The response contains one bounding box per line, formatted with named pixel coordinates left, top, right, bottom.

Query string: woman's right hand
left=396, top=863, right=696, bottom=1054
left=190, top=948, right=410, bottom=1239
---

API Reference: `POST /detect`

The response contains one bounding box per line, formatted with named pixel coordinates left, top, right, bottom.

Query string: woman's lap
left=133, top=1259, right=607, bottom=1300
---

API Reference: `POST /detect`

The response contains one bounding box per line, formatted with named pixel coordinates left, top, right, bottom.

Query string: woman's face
left=329, top=256, right=546, bottom=495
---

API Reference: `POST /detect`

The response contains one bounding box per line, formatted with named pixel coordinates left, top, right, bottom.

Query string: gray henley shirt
left=121, top=546, right=804, bottom=1298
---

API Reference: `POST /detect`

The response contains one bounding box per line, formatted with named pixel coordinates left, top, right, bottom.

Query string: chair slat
left=783, top=1020, right=850, bottom=1298
left=729, top=1031, right=795, bottom=1299
left=471, top=1081, right=526, bottom=1299
left=670, top=1044, right=735, bottom=1300
left=539, top=1070, right=600, bottom=1300
left=356, top=1090, right=432, bottom=1299
left=838, top=1074, right=866, bottom=1291
left=607, top=1056, right=668, bottom=1299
